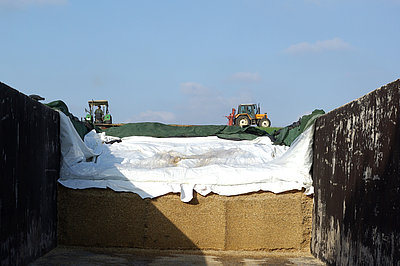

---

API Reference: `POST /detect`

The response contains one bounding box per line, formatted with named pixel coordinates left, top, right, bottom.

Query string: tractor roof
left=238, top=103, right=256, bottom=106
left=88, top=100, right=109, bottom=107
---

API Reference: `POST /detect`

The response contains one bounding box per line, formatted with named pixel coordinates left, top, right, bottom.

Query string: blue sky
left=1, top=0, right=399, bottom=126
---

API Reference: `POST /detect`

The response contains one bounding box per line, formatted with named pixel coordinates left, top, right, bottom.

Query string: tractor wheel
left=236, top=116, right=250, bottom=127
left=258, top=118, right=271, bottom=128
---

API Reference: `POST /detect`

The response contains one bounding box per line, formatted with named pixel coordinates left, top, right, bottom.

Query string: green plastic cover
left=45, top=100, right=323, bottom=144
left=272, top=109, right=325, bottom=146
left=46, top=100, right=94, bottom=140
left=104, top=122, right=270, bottom=141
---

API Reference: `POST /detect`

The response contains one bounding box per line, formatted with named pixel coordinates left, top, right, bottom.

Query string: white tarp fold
left=58, top=112, right=314, bottom=202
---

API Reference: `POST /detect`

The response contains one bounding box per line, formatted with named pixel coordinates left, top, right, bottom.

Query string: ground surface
left=30, top=246, right=325, bottom=266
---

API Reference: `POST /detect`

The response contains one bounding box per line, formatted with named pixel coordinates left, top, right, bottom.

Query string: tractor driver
left=247, top=105, right=252, bottom=113
left=95, top=106, right=103, bottom=123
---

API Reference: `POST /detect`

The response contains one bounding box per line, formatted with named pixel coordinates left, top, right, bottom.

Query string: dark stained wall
left=0, top=82, right=59, bottom=266
left=311, top=79, right=400, bottom=265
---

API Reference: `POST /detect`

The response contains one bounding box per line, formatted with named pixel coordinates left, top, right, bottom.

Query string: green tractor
left=85, top=100, right=112, bottom=125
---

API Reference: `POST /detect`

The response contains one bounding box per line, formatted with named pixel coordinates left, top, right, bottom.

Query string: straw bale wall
left=58, top=186, right=313, bottom=252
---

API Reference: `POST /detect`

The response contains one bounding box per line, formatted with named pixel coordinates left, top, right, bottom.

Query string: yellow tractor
left=228, top=104, right=271, bottom=128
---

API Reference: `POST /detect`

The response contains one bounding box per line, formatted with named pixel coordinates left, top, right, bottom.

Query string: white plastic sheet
left=58, top=111, right=97, bottom=166
left=58, top=112, right=314, bottom=202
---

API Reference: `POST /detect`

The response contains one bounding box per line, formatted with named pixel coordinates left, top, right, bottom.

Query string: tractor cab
left=85, top=100, right=112, bottom=125
left=238, top=104, right=258, bottom=119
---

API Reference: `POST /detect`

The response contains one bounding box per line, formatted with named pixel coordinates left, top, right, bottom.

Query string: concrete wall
left=311, top=79, right=400, bottom=265
left=0, top=83, right=60, bottom=266
left=58, top=186, right=313, bottom=252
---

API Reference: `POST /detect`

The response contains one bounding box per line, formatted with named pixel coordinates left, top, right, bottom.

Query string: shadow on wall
left=58, top=186, right=209, bottom=251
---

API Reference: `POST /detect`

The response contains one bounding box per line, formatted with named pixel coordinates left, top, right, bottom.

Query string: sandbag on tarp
left=104, top=122, right=272, bottom=141
left=273, top=109, right=325, bottom=146
left=46, top=100, right=95, bottom=140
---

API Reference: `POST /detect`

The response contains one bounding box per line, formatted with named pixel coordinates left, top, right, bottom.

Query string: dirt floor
left=30, top=246, right=325, bottom=266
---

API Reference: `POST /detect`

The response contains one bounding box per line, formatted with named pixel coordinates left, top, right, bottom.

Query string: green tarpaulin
left=104, top=122, right=270, bottom=141
left=46, top=100, right=94, bottom=140
left=272, top=109, right=325, bottom=146
left=46, top=100, right=324, bottom=144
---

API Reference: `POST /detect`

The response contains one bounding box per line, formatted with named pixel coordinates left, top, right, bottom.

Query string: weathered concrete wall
left=0, top=83, right=60, bottom=266
left=311, top=79, right=400, bottom=265
left=58, top=186, right=313, bottom=252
